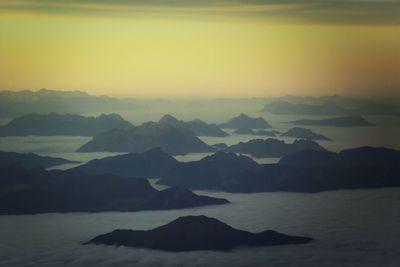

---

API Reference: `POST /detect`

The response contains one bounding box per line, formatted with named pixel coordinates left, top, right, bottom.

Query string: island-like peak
left=85, top=215, right=312, bottom=251
left=219, top=113, right=272, bottom=129
left=77, top=121, right=214, bottom=155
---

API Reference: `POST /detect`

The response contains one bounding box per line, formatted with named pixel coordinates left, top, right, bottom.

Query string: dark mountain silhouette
left=0, top=88, right=134, bottom=118
left=159, top=114, right=228, bottom=137
left=288, top=115, right=374, bottom=127
left=0, top=113, right=134, bottom=136
left=85, top=215, right=312, bottom=251
left=0, top=165, right=228, bottom=215
left=75, top=148, right=178, bottom=178
left=219, top=113, right=272, bottom=129
left=281, top=127, right=331, bottom=140
left=0, top=151, right=76, bottom=169
left=226, top=138, right=327, bottom=158
left=157, top=152, right=259, bottom=189
left=234, top=126, right=279, bottom=136
left=77, top=122, right=215, bottom=155
left=159, top=147, right=400, bottom=193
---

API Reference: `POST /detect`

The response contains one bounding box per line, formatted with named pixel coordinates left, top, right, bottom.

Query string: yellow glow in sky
left=0, top=2, right=400, bottom=98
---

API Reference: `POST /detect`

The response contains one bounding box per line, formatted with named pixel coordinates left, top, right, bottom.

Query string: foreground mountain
left=85, top=215, right=312, bottom=251
left=75, top=148, right=178, bottom=178
left=0, top=151, right=76, bottom=169
left=0, top=113, right=134, bottom=136
left=281, top=127, right=331, bottom=140
left=219, top=113, right=272, bottom=129
left=159, top=147, right=400, bottom=193
left=288, top=115, right=374, bottom=127
left=0, top=165, right=228, bottom=215
left=159, top=114, right=228, bottom=137
left=226, top=138, right=327, bottom=158
left=0, top=88, right=134, bottom=118
left=77, top=122, right=215, bottom=155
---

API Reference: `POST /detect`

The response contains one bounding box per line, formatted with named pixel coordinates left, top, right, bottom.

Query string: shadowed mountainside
left=0, top=165, right=228, bottom=215
left=158, top=148, right=400, bottom=193
left=158, top=152, right=259, bottom=190
left=74, top=148, right=178, bottom=178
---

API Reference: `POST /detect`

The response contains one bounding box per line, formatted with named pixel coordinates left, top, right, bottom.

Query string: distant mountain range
left=0, top=113, right=134, bottom=136
left=0, top=165, right=228, bottom=215
left=77, top=122, right=215, bottom=155
left=288, top=115, right=374, bottom=127
left=263, top=97, right=400, bottom=116
left=158, top=147, right=400, bottom=193
left=219, top=113, right=272, bottom=129
left=0, top=88, right=134, bottom=118
left=159, top=114, right=228, bottom=137
left=86, top=215, right=312, bottom=251
left=263, top=100, right=347, bottom=115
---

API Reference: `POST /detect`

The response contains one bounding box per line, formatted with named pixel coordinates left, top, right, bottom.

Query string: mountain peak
left=159, top=114, right=180, bottom=123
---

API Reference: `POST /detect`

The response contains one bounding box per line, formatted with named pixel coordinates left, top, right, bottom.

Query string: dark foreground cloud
left=0, top=0, right=400, bottom=25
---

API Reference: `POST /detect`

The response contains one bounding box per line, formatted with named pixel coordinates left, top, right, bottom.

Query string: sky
left=0, top=0, right=399, bottom=98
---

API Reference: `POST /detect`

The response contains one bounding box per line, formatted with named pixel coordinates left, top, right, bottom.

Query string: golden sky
left=0, top=0, right=399, bottom=98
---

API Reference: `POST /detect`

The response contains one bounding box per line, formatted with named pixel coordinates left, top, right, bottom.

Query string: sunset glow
left=0, top=0, right=399, bottom=97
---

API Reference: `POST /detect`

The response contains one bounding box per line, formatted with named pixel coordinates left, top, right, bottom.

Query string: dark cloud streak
left=0, top=0, right=399, bottom=25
